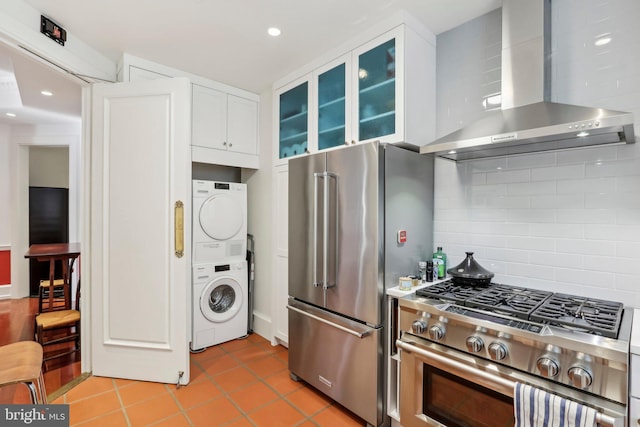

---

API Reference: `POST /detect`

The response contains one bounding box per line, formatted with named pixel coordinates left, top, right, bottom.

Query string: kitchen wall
left=29, top=146, right=69, bottom=188
left=242, top=89, right=274, bottom=339
left=434, top=1, right=640, bottom=307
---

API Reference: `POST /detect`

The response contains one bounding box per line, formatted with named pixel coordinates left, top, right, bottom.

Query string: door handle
left=174, top=201, right=184, bottom=258
left=287, top=304, right=372, bottom=338
left=313, top=173, right=322, bottom=288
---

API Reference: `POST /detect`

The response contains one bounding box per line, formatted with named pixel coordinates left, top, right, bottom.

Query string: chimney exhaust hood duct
left=420, top=0, right=635, bottom=161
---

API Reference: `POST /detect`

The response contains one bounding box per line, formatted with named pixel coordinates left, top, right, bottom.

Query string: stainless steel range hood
left=421, top=0, right=635, bottom=161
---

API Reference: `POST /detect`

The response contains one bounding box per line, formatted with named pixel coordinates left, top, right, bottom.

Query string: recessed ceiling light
left=448, top=150, right=457, bottom=154
left=594, top=34, right=612, bottom=47
left=267, top=27, right=281, bottom=37
left=6, top=112, right=16, bottom=117
left=41, top=90, right=53, bottom=96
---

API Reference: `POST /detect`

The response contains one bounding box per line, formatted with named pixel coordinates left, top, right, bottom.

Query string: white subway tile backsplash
left=556, top=146, right=617, bottom=165
left=529, top=251, right=583, bottom=269
left=555, top=209, right=614, bottom=224
left=557, top=177, right=617, bottom=194
left=467, top=221, right=530, bottom=236
left=467, top=233, right=507, bottom=248
left=507, top=181, right=556, bottom=196
left=531, top=164, right=584, bottom=181
left=555, top=267, right=616, bottom=289
left=583, top=224, right=618, bottom=241
left=617, top=141, right=640, bottom=160
left=585, top=255, right=638, bottom=276
left=530, top=194, right=584, bottom=209
left=506, top=236, right=555, bottom=252
left=486, top=168, right=530, bottom=184
left=469, top=208, right=508, bottom=222
left=506, top=209, right=556, bottom=223
left=586, top=192, right=640, bottom=210
left=484, top=195, right=530, bottom=209
left=433, top=208, right=468, bottom=222
left=468, top=183, right=508, bottom=196
left=615, top=274, right=640, bottom=293
left=586, top=158, right=640, bottom=178
left=556, top=239, right=615, bottom=256
left=505, top=262, right=555, bottom=281
left=466, top=157, right=508, bottom=173
left=434, top=0, right=640, bottom=304
left=470, top=172, right=487, bottom=185
left=530, top=223, right=583, bottom=239
left=484, top=247, right=529, bottom=263
left=616, top=175, right=640, bottom=192
left=506, top=152, right=556, bottom=169
left=616, top=241, right=640, bottom=258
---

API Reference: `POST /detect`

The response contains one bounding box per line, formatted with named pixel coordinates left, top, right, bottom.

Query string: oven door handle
left=395, top=339, right=620, bottom=427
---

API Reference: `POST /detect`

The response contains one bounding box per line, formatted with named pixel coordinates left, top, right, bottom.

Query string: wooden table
left=24, top=243, right=81, bottom=312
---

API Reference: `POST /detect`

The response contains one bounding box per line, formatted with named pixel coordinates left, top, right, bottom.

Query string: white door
left=90, top=77, right=191, bottom=385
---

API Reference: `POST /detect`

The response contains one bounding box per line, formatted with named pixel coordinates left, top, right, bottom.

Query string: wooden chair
left=0, top=341, right=48, bottom=403
left=34, top=280, right=81, bottom=367
left=38, top=278, right=68, bottom=313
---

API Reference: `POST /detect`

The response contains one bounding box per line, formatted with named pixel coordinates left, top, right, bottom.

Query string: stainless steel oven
left=396, top=283, right=633, bottom=427
left=397, top=335, right=624, bottom=427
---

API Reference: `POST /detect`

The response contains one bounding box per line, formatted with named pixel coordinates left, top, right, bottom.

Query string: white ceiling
left=0, top=0, right=500, bottom=126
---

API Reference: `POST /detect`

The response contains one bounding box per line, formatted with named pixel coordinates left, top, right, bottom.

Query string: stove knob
left=428, top=325, right=445, bottom=341
left=568, top=366, right=592, bottom=389
left=412, top=320, right=427, bottom=334
left=537, top=357, right=559, bottom=378
left=465, top=336, right=484, bottom=353
left=488, top=342, right=508, bottom=361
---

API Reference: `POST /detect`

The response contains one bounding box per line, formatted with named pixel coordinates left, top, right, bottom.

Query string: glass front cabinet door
left=315, top=55, right=351, bottom=150
left=353, top=29, right=403, bottom=144
left=277, top=77, right=311, bottom=160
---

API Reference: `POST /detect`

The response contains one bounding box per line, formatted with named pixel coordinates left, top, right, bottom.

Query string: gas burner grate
left=465, top=284, right=552, bottom=320
left=530, top=293, right=624, bottom=338
left=415, top=280, right=490, bottom=304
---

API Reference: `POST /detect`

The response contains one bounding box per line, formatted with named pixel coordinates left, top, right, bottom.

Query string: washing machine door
left=200, top=276, right=243, bottom=323
left=199, top=195, right=244, bottom=241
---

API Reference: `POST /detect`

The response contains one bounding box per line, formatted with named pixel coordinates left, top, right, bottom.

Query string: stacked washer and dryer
left=191, top=180, right=248, bottom=351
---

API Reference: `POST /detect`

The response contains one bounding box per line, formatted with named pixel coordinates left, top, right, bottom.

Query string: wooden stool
left=0, top=341, right=47, bottom=403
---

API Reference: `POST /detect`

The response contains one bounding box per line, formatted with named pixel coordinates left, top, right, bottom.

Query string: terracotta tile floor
left=51, top=334, right=367, bottom=426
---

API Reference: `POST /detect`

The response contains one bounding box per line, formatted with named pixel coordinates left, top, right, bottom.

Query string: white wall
left=242, top=89, right=273, bottom=339
left=434, top=1, right=640, bottom=306
left=0, top=124, right=10, bottom=247
left=29, top=146, right=69, bottom=188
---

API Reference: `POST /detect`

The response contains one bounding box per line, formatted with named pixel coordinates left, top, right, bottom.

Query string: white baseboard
left=251, top=310, right=272, bottom=342
left=0, top=285, right=11, bottom=299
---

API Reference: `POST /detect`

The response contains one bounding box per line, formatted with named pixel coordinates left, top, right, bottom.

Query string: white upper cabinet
left=119, top=54, right=260, bottom=169
left=315, top=54, right=352, bottom=151
left=273, top=22, right=435, bottom=165
left=192, top=84, right=258, bottom=161
left=275, top=74, right=312, bottom=161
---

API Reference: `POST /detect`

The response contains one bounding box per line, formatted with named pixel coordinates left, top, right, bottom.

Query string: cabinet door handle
left=223, top=141, right=227, bottom=146
left=174, top=201, right=184, bottom=258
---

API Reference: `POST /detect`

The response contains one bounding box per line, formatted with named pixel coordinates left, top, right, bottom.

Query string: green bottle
left=433, top=247, right=447, bottom=279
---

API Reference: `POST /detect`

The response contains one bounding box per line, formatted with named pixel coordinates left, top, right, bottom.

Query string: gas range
left=399, top=280, right=633, bottom=405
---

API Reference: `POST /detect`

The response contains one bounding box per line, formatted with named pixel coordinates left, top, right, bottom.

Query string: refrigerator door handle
left=324, top=172, right=338, bottom=292
left=312, top=172, right=323, bottom=288
left=287, top=304, right=372, bottom=339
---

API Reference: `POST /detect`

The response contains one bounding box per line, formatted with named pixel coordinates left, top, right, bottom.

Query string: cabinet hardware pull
left=174, top=201, right=184, bottom=258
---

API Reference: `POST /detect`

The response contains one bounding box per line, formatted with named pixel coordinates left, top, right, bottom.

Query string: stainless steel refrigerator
left=288, top=141, right=434, bottom=427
